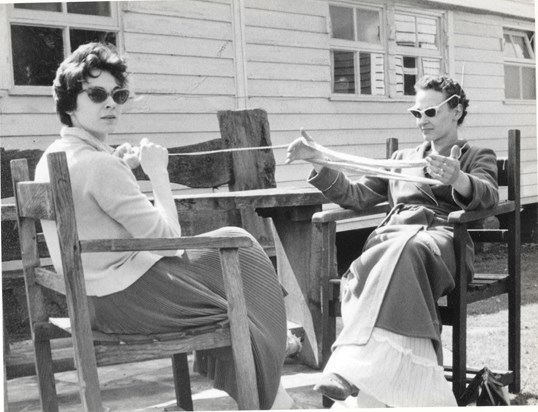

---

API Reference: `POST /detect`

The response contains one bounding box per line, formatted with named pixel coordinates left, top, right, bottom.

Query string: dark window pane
left=521, top=66, right=536, bottom=99
left=403, top=56, right=417, bottom=95
left=67, top=2, right=111, bottom=16
left=11, top=25, right=64, bottom=86
left=330, top=6, right=354, bottom=40
left=504, top=65, right=520, bottom=99
left=70, top=29, right=116, bottom=52
left=14, top=2, right=62, bottom=12
left=333, top=51, right=355, bottom=93
left=359, top=52, right=371, bottom=94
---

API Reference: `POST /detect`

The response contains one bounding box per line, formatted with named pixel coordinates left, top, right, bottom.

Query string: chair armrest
left=312, top=203, right=391, bottom=224
left=80, top=235, right=253, bottom=253
left=447, top=200, right=515, bottom=224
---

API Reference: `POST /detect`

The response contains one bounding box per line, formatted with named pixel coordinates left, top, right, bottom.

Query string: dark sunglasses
left=81, top=87, right=130, bottom=105
left=407, top=94, right=459, bottom=119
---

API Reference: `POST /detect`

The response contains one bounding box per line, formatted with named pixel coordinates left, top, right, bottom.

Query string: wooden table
left=171, top=186, right=330, bottom=368
left=3, top=186, right=331, bottom=369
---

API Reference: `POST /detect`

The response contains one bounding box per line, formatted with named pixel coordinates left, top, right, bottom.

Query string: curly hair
left=414, top=75, right=470, bottom=125
left=53, top=42, right=128, bottom=126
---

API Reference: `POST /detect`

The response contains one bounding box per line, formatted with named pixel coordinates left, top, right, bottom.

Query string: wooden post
left=507, top=129, right=521, bottom=393
left=217, top=108, right=277, bottom=255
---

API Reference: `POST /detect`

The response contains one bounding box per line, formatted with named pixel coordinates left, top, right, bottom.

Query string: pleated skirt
left=326, top=327, right=457, bottom=407
left=88, top=227, right=287, bottom=409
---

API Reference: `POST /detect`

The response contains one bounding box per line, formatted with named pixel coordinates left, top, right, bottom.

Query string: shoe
left=313, top=373, right=359, bottom=401
left=285, top=331, right=303, bottom=357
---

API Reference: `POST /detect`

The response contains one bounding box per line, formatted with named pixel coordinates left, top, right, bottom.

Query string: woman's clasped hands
left=114, top=138, right=169, bottom=176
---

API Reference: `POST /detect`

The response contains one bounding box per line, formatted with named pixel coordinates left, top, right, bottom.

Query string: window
left=8, top=2, right=118, bottom=89
left=328, top=3, right=444, bottom=98
left=329, top=4, right=385, bottom=96
left=503, top=29, right=535, bottom=100
left=393, top=12, right=442, bottom=96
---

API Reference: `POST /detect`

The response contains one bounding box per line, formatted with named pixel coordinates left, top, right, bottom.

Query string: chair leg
left=452, top=307, right=467, bottom=404
left=322, top=395, right=334, bottom=408
left=171, top=353, right=193, bottom=411
left=508, top=213, right=521, bottom=394
left=219, top=248, right=260, bottom=410
left=508, top=265, right=521, bottom=393
left=33, top=339, right=59, bottom=412
left=315, top=220, right=337, bottom=370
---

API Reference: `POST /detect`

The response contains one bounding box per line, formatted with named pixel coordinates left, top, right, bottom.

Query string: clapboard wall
left=0, top=0, right=536, bottom=204
left=450, top=8, right=537, bottom=204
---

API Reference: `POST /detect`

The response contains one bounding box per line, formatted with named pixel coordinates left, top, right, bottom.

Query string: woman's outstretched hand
left=285, top=128, right=325, bottom=164
left=425, top=145, right=462, bottom=186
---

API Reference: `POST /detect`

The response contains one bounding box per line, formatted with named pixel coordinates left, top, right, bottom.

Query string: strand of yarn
left=167, top=142, right=440, bottom=185
left=168, top=144, right=289, bottom=156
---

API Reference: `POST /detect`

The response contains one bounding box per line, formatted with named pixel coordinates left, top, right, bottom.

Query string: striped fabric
left=89, top=227, right=287, bottom=409
left=325, top=327, right=457, bottom=407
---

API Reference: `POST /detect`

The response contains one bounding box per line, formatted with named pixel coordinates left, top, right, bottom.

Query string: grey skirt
left=89, top=227, right=287, bottom=409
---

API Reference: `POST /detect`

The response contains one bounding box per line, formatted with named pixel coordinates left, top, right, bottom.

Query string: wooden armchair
left=311, top=130, right=521, bottom=404
left=3, top=108, right=288, bottom=378
left=11, top=152, right=260, bottom=411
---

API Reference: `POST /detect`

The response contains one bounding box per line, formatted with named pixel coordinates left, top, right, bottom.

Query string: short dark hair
left=53, top=42, right=128, bottom=126
left=414, top=75, right=470, bottom=125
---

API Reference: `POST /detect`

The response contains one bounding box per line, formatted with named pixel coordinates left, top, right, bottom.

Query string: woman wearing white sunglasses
left=287, top=75, right=499, bottom=407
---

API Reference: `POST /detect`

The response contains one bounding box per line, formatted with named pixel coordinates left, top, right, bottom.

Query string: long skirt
left=326, top=206, right=461, bottom=407
left=88, top=227, right=287, bottom=409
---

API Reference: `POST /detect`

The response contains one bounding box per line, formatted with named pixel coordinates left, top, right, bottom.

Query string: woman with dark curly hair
left=35, top=42, right=293, bottom=409
left=287, top=76, right=499, bottom=407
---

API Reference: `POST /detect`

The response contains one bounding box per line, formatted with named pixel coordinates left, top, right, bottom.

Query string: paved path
left=6, top=304, right=538, bottom=410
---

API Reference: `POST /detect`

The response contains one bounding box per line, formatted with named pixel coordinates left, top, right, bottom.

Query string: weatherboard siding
left=0, top=0, right=535, bottom=203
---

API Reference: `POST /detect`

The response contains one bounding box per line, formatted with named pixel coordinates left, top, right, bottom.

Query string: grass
left=442, top=243, right=538, bottom=406
left=469, top=243, right=538, bottom=316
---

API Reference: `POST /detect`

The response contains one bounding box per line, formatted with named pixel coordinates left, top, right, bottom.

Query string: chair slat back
left=507, top=129, right=521, bottom=205
left=10, top=158, right=55, bottom=326
left=15, top=181, right=55, bottom=220
left=496, top=158, right=509, bottom=188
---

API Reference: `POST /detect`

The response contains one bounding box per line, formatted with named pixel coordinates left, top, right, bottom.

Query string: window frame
left=502, top=26, right=535, bottom=102
left=328, top=1, right=387, bottom=100
left=391, top=7, right=444, bottom=97
left=4, top=2, right=121, bottom=95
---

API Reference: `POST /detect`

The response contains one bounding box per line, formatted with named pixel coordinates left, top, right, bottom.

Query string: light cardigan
left=35, top=127, right=182, bottom=296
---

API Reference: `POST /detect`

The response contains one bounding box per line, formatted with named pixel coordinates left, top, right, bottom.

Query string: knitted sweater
left=35, top=127, right=182, bottom=296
